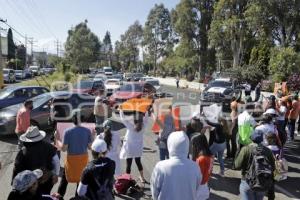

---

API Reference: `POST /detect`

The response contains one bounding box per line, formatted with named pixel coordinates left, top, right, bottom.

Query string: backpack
left=246, top=145, right=273, bottom=192
left=90, top=179, right=114, bottom=200
left=114, top=174, right=137, bottom=195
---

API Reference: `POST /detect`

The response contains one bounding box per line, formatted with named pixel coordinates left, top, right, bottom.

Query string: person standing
left=244, top=82, right=252, bottom=97
left=152, top=106, right=175, bottom=160
left=56, top=115, right=93, bottom=198
left=119, top=110, right=148, bottom=183
left=176, top=76, right=180, bottom=89
left=288, top=95, right=299, bottom=141
left=94, top=90, right=106, bottom=135
left=277, top=100, right=288, bottom=145
left=254, top=82, right=261, bottom=102
left=227, top=97, right=238, bottom=158
left=98, top=120, right=121, bottom=176
left=150, top=131, right=202, bottom=200
left=15, top=100, right=33, bottom=148
left=77, top=139, right=115, bottom=200
left=234, top=130, right=275, bottom=200
left=12, top=126, right=60, bottom=195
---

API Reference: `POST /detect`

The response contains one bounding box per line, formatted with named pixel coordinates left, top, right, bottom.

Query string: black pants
left=226, top=125, right=237, bottom=158
left=288, top=119, right=296, bottom=140
left=58, top=169, right=78, bottom=197
left=38, top=176, right=54, bottom=195
left=126, top=157, right=143, bottom=174
left=267, top=180, right=275, bottom=200
left=254, top=92, right=260, bottom=102
left=176, top=81, right=179, bottom=88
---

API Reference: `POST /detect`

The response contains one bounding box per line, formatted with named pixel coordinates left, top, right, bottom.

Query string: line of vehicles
left=0, top=70, right=163, bottom=135
left=3, top=66, right=56, bottom=83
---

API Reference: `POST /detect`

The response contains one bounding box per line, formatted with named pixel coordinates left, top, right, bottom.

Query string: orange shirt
left=289, top=100, right=299, bottom=120
left=15, top=107, right=31, bottom=134
left=196, top=155, right=214, bottom=185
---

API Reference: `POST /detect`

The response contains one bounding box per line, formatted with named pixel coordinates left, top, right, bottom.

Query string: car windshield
left=209, top=81, right=232, bottom=88
left=146, top=80, right=159, bottom=86
left=105, top=69, right=112, bottom=72
left=74, top=81, right=93, bottom=89
left=3, top=70, right=8, bottom=74
left=106, top=80, right=119, bottom=85
left=0, top=87, right=12, bottom=99
left=32, top=93, right=52, bottom=109
left=15, top=70, right=22, bottom=73
left=119, top=84, right=142, bottom=92
left=134, top=73, right=143, bottom=78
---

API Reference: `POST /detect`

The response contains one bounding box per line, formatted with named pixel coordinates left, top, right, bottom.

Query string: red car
left=109, top=82, right=156, bottom=108
left=72, top=80, right=105, bottom=95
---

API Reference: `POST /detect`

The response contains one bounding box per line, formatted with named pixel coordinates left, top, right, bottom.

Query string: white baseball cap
left=91, top=139, right=107, bottom=153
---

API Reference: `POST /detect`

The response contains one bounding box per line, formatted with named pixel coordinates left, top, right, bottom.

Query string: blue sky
left=0, top=0, right=179, bottom=53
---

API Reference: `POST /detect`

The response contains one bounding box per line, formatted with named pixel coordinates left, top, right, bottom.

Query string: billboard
left=0, top=36, right=8, bottom=56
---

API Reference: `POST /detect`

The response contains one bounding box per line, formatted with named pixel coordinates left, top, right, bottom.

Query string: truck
left=103, top=66, right=113, bottom=78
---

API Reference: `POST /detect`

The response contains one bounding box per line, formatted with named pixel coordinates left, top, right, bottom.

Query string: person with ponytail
left=119, top=110, right=149, bottom=183
left=97, top=120, right=121, bottom=176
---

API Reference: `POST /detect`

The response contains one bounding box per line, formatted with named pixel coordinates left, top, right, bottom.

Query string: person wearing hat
left=12, top=126, right=60, bottom=195
left=15, top=100, right=33, bottom=149
left=233, top=130, right=275, bottom=200
left=77, top=139, right=115, bottom=199
left=97, top=120, right=121, bottom=176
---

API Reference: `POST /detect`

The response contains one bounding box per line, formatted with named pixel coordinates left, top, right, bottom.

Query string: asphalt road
left=0, top=85, right=299, bottom=200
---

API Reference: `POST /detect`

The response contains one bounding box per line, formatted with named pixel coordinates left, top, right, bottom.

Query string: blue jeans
left=239, top=180, right=265, bottom=200
left=210, top=142, right=226, bottom=172
left=288, top=119, right=296, bottom=140
left=95, top=116, right=104, bottom=135
left=159, top=148, right=169, bottom=160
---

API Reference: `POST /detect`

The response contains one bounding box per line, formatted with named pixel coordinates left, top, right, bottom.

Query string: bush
left=187, top=74, right=194, bottom=82
left=64, top=72, right=72, bottom=82
left=287, top=74, right=300, bottom=92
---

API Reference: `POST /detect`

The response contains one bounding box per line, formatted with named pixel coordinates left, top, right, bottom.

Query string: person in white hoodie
left=150, top=131, right=202, bottom=200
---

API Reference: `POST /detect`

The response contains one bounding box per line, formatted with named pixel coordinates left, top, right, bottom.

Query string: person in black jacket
left=12, top=126, right=60, bottom=195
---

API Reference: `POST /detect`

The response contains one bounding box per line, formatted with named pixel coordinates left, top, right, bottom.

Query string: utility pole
left=0, top=18, right=7, bottom=88
left=55, top=39, right=60, bottom=57
left=27, top=37, right=35, bottom=65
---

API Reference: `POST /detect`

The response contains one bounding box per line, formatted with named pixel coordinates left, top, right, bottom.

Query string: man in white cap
left=77, top=139, right=115, bottom=200
left=12, top=126, right=60, bottom=195
left=151, top=131, right=202, bottom=200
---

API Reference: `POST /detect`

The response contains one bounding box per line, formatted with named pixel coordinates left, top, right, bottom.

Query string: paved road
left=0, top=85, right=299, bottom=200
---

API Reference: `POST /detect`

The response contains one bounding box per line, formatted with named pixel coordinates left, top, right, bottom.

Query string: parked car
left=132, top=73, right=144, bottom=81
left=200, top=78, right=242, bottom=112
left=140, top=77, right=153, bottom=82
left=24, top=68, right=33, bottom=78
left=105, top=79, right=122, bottom=96
left=15, top=70, right=26, bottom=79
left=72, top=80, right=105, bottom=95
left=93, top=74, right=107, bottom=82
left=145, top=79, right=161, bottom=92
left=0, top=92, right=95, bottom=135
left=124, top=73, right=134, bottom=81
left=3, top=69, right=16, bottom=83
left=109, top=82, right=156, bottom=108
left=29, top=66, right=40, bottom=76
left=112, top=74, right=123, bottom=81
left=103, top=66, right=113, bottom=78
left=0, top=86, right=49, bottom=109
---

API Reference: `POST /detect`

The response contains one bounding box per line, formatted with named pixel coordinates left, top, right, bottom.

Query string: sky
left=0, top=0, right=179, bottom=54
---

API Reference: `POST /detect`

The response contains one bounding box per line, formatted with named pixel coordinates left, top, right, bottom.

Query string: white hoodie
left=151, top=131, right=202, bottom=200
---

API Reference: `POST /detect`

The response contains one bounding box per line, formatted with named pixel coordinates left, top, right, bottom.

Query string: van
left=103, top=66, right=113, bottom=78
left=29, top=66, right=40, bottom=76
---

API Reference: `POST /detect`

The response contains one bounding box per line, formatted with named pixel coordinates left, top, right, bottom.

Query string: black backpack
left=246, top=145, right=273, bottom=192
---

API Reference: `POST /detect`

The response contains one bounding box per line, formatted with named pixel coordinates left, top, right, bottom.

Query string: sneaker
left=219, top=171, right=225, bottom=177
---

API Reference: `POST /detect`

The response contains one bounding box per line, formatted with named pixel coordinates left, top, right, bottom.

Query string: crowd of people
left=6, top=87, right=298, bottom=200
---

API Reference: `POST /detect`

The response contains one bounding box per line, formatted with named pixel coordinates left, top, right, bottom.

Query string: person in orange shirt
left=192, top=134, right=214, bottom=200
left=288, top=95, right=299, bottom=141
left=15, top=100, right=33, bottom=148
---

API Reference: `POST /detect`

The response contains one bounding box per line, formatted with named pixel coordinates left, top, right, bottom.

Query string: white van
left=29, top=66, right=40, bottom=76
left=103, top=66, right=113, bottom=78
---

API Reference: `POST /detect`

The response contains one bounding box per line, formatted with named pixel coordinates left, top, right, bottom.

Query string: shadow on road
left=209, top=174, right=241, bottom=196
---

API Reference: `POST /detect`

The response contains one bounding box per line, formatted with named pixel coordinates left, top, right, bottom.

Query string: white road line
left=275, top=185, right=300, bottom=200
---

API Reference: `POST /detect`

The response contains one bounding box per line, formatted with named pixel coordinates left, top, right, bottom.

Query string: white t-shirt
left=277, top=106, right=287, bottom=121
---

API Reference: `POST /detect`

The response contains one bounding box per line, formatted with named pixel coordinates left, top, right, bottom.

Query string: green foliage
left=101, top=31, right=113, bottom=67
left=65, top=20, right=101, bottom=73
left=249, top=40, right=272, bottom=76
left=269, top=47, right=300, bottom=82
left=7, top=28, right=16, bottom=60
left=64, top=72, right=72, bottom=82
left=15, top=45, right=26, bottom=68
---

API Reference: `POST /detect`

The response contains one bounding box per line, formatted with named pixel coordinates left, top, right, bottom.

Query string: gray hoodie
left=151, top=131, right=202, bottom=200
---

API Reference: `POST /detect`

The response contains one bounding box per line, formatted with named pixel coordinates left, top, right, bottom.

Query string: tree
left=114, top=21, right=143, bottom=71
left=15, top=45, right=26, bottom=68
left=269, top=47, right=300, bottom=82
left=209, top=0, right=254, bottom=68
left=143, top=3, right=173, bottom=75
left=101, top=31, right=113, bottom=66
left=7, top=28, right=16, bottom=60
left=65, top=20, right=101, bottom=73
left=173, top=0, right=216, bottom=78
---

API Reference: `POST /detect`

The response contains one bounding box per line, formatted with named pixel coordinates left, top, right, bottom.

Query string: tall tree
left=65, top=20, right=101, bottom=73
left=143, top=3, right=173, bottom=75
left=173, top=0, right=216, bottom=78
left=101, top=31, right=113, bottom=66
left=15, top=45, right=26, bottom=68
left=209, top=0, right=253, bottom=68
left=7, top=28, right=16, bottom=60
left=114, top=21, right=143, bottom=71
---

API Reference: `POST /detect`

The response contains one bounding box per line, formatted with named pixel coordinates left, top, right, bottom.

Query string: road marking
left=275, top=185, right=300, bottom=200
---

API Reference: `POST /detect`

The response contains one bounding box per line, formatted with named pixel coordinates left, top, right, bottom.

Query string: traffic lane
left=161, top=85, right=200, bottom=105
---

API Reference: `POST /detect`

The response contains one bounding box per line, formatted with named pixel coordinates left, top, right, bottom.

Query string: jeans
left=210, top=142, right=226, bottom=172
left=95, top=115, right=104, bottom=135
left=239, top=180, right=265, bottom=200
left=159, top=148, right=169, bottom=160
left=226, top=125, right=237, bottom=158
left=288, top=119, right=296, bottom=140
left=277, top=120, right=287, bottom=145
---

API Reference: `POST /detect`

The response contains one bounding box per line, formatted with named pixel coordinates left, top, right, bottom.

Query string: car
left=111, top=74, right=123, bottom=81
left=93, top=74, right=107, bottom=82
left=132, top=73, right=144, bottom=81
left=140, top=77, right=153, bottom=82
left=109, top=82, right=156, bottom=108
left=103, top=66, right=113, bottom=78
left=124, top=73, right=134, bottom=81
left=200, top=78, right=242, bottom=112
left=72, top=80, right=105, bottom=95
left=0, top=86, right=49, bottom=109
left=105, top=79, right=122, bottom=96
left=15, top=70, right=26, bottom=79
left=0, top=92, right=96, bottom=135
left=29, top=66, right=40, bottom=76
left=24, top=68, right=33, bottom=78
left=3, top=69, right=16, bottom=83
left=145, top=79, right=161, bottom=92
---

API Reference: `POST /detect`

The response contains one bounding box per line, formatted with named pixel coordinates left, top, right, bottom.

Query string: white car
left=3, top=69, right=16, bottom=83
left=140, top=77, right=153, bottom=82
left=15, top=70, right=26, bottom=79
left=145, top=79, right=161, bottom=92
left=94, top=74, right=107, bottom=82
left=105, top=79, right=122, bottom=96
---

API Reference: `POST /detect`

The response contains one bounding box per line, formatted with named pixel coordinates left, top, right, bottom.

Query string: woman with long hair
left=192, top=134, right=214, bottom=200
left=119, top=110, right=149, bottom=183
left=98, top=120, right=121, bottom=176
